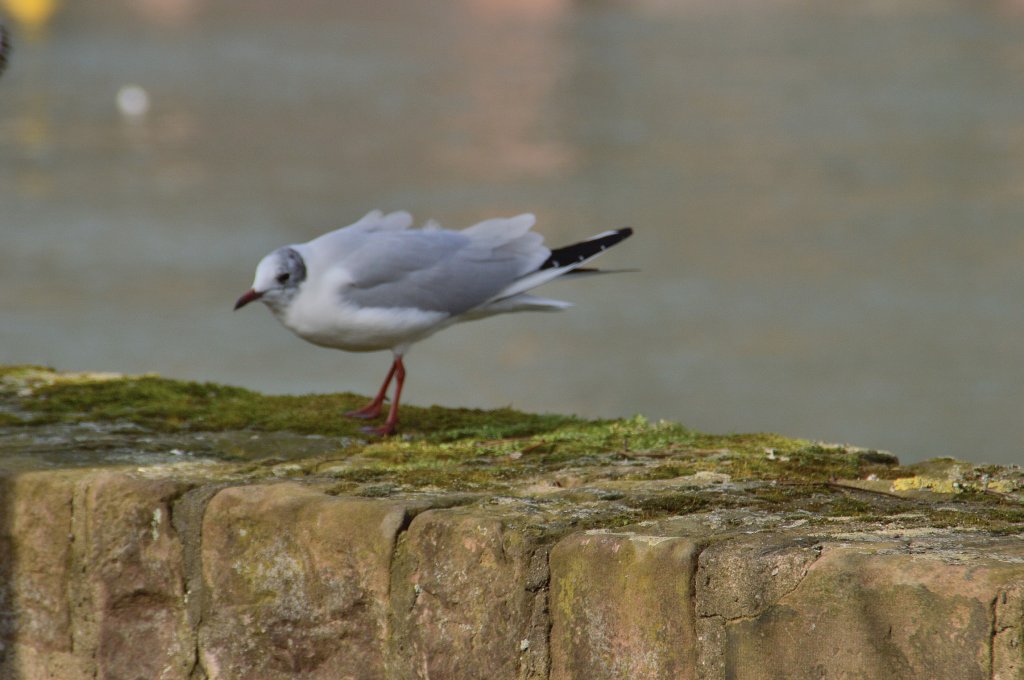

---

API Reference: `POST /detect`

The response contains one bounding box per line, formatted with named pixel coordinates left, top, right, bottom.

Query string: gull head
left=234, top=246, right=307, bottom=312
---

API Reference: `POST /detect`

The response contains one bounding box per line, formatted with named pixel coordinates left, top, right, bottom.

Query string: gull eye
left=276, top=273, right=290, bottom=284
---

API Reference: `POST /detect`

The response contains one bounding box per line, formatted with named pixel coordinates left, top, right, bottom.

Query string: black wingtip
left=540, top=226, right=634, bottom=271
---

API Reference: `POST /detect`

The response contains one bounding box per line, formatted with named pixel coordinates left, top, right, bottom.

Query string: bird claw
left=345, top=408, right=382, bottom=420
left=360, top=424, right=398, bottom=437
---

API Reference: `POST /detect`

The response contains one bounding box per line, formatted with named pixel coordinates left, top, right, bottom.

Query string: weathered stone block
left=549, top=530, right=701, bottom=680
left=71, top=470, right=194, bottom=680
left=1, top=468, right=192, bottom=680
left=993, top=582, right=1024, bottom=680
left=697, top=534, right=1024, bottom=680
left=197, top=483, right=416, bottom=679
left=0, top=470, right=87, bottom=680
left=389, top=506, right=552, bottom=680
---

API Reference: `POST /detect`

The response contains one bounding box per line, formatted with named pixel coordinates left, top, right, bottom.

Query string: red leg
left=346, top=359, right=397, bottom=419
left=362, top=357, right=405, bottom=436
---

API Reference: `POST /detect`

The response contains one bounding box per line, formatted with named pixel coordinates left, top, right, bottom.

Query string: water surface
left=3, top=0, right=1024, bottom=464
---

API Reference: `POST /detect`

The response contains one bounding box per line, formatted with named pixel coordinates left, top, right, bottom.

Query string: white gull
left=235, top=210, right=633, bottom=435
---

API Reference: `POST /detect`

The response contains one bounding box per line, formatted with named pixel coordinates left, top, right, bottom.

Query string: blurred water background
left=2, top=0, right=1024, bottom=465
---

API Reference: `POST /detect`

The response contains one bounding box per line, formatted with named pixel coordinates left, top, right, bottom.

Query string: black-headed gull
left=235, top=210, right=633, bottom=435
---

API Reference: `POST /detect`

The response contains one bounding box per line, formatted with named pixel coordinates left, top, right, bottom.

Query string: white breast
left=275, top=270, right=450, bottom=352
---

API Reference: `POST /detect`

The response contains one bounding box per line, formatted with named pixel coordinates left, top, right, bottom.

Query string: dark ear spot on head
left=281, top=247, right=307, bottom=285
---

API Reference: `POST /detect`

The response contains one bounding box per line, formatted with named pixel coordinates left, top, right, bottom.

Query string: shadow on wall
left=0, top=474, right=20, bottom=675
left=0, top=472, right=80, bottom=678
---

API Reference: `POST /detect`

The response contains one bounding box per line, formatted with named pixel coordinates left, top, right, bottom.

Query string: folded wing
left=335, top=214, right=551, bottom=316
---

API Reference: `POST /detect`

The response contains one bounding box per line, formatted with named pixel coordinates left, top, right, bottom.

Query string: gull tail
left=484, top=227, right=634, bottom=306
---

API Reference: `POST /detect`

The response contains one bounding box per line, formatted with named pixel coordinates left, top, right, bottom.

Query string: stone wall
left=1, top=467, right=1022, bottom=680
left=0, top=367, right=1022, bottom=679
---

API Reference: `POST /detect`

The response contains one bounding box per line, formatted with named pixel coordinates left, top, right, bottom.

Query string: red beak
left=234, top=288, right=263, bottom=310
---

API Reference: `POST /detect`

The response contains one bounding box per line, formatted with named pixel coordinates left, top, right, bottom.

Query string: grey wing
left=341, top=229, right=545, bottom=315
left=303, top=210, right=414, bottom=263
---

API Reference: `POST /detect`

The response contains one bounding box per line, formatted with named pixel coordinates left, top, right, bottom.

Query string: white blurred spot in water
left=117, top=85, right=150, bottom=119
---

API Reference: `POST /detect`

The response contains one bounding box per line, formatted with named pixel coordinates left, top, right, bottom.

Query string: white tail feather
left=461, top=294, right=572, bottom=320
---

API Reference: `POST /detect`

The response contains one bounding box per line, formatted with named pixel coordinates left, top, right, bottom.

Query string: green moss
left=0, top=368, right=872, bottom=468
left=0, top=366, right=913, bottom=496
left=0, top=412, right=25, bottom=426
left=0, top=364, right=54, bottom=380
left=720, top=443, right=899, bottom=483
left=742, top=482, right=923, bottom=522
left=4, top=365, right=1023, bottom=534
left=325, top=458, right=521, bottom=492
left=633, top=463, right=701, bottom=480
left=9, top=369, right=574, bottom=442
left=924, top=505, right=1024, bottom=534
left=626, top=492, right=712, bottom=518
